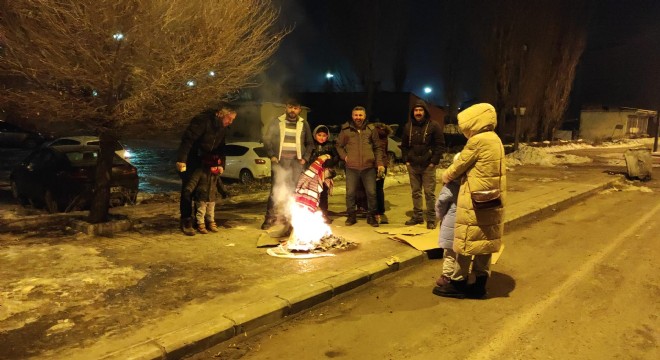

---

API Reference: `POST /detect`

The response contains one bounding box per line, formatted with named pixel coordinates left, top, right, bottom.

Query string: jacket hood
left=457, top=103, right=497, bottom=138
left=409, top=100, right=431, bottom=121
left=313, top=125, right=330, bottom=135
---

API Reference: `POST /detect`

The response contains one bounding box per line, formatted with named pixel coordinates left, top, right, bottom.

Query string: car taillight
left=69, top=168, right=89, bottom=180
left=117, top=166, right=137, bottom=175
left=255, top=159, right=266, bottom=165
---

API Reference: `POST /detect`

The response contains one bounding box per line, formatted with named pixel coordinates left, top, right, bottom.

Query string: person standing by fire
left=309, top=125, right=339, bottom=223
left=401, top=100, right=444, bottom=229
left=176, top=103, right=237, bottom=236
left=260, top=98, right=314, bottom=230
left=336, top=106, right=385, bottom=227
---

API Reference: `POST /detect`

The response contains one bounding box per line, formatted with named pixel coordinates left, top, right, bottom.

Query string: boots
left=260, top=217, right=275, bottom=230
left=345, top=214, right=357, bottom=226
left=197, top=222, right=209, bottom=234
left=379, top=213, right=389, bottom=224
left=435, top=275, right=450, bottom=287
left=405, top=217, right=424, bottom=226
left=206, top=221, right=219, bottom=233
left=466, top=275, right=488, bottom=299
left=367, top=215, right=379, bottom=227
left=181, top=218, right=195, bottom=236
left=426, top=220, right=436, bottom=229
left=432, top=280, right=467, bottom=299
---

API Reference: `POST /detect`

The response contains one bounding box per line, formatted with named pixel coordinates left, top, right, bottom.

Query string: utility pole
left=654, top=111, right=659, bottom=152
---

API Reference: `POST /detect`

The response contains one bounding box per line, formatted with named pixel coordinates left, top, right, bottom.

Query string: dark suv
left=0, top=120, right=46, bottom=148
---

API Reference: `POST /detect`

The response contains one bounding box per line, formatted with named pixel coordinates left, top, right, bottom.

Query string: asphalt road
left=186, top=175, right=660, bottom=360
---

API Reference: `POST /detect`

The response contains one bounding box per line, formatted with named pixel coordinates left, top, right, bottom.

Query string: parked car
left=10, top=145, right=139, bottom=213
left=222, top=142, right=271, bottom=184
left=0, top=120, right=47, bottom=148
left=387, top=135, right=402, bottom=165
left=46, top=135, right=131, bottom=160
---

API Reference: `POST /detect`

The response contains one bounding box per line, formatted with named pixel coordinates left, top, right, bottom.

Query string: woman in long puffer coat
left=433, top=103, right=506, bottom=299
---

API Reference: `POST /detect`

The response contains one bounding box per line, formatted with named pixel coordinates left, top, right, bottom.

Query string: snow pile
left=506, top=145, right=592, bottom=167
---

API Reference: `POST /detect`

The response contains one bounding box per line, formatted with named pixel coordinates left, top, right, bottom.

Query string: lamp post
left=513, top=106, right=526, bottom=151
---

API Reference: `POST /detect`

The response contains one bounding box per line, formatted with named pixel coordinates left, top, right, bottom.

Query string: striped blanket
left=295, top=158, right=333, bottom=212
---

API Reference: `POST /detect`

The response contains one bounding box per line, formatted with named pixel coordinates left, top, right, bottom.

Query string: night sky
left=262, top=0, right=660, bottom=116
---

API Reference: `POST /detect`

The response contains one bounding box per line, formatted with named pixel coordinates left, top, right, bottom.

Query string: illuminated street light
left=208, top=71, right=216, bottom=77
left=92, top=90, right=98, bottom=97
left=112, top=32, right=124, bottom=41
left=424, top=86, right=432, bottom=94
left=186, top=80, right=196, bottom=87
left=326, top=72, right=334, bottom=79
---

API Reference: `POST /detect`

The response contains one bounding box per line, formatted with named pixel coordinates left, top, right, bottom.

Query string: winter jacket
left=184, top=168, right=222, bottom=202
left=372, top=122, right=392, bottom=166
left=177, top=109, right=229, bottom=167
left=443, top=103, right=506, bottom=256
left=401, top=100, right=444, bottom=170
left=263, top=114, right=313, bottom=161
left=335, top=120, right=384, bottom=171
left=310, top=125, right=340, bottom=169
left=435, top=180, right=459, bottom=250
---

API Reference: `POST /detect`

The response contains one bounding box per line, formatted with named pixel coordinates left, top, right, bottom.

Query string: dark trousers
left=376, top=167, right=387, bottom=215
left=179, top=169, right=193, bottom=220
left=265, top=158, right=304, bottom=222
left=345, top=167, right=377, bottom=216
left=407, top=164, right=437, bottom=221
left=318, top=184, right=329, bottom=215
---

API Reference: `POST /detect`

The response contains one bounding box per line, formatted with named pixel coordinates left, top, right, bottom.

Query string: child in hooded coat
left=309, top=125, right=339, bottom=222
left=434, top=153, right=461, bottom=286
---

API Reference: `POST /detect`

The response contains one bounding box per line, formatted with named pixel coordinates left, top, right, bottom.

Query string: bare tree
left=0, top=0, right=288, bottom=222
left=536, top=0, right=589, bottom=140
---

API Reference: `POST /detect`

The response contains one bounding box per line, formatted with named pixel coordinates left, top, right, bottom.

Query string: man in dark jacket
left=260, top=98, right=314, bottom=230
left=176, top=104, right=237, bottom=235
left=336, top=106, right=385, bottom=227
left=401, top=100, right=444, bottom=229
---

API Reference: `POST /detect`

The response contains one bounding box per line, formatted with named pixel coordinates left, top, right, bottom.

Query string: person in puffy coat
left=434, top=153, right=461, bottom=288
left=433, top=103, right=506, bottom=299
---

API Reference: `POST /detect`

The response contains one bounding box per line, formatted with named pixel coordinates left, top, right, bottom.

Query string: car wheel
left=44, top=191, right=61, bottom=213
left=10, top=181, right=29, bottom=205
left=239, top=169, right=254, bottom=184
left=23, top=138, right=38, bottom=149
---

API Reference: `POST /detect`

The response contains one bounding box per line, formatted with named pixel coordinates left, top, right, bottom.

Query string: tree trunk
left=87, top=131, right=116, bottom=223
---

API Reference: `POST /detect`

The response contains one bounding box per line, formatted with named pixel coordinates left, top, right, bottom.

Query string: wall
left=579, top=110, right=630, bottom=140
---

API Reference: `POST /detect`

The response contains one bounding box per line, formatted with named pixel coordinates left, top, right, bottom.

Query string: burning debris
left=267, top=234, right=357, bottom=258
left=266, top=157, right=357, bottom=258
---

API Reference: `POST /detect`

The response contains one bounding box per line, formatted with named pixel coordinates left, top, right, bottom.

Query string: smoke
left=271, top=163, right=295, bottom=221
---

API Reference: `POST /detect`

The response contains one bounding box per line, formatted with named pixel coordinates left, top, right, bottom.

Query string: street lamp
left=513, top=106, right=526, bottom=151
left=424, top=86, right=432, bottom=94
left=325, top=72, right=334, bottom=79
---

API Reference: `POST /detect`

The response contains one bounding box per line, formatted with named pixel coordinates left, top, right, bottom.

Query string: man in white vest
left=261, top=98, right=314, bottom=230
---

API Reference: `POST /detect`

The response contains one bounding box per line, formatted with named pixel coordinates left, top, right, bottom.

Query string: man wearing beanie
left=401, top=100, right=445, bottom=229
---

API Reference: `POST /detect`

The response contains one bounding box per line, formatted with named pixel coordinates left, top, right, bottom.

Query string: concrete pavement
left=0, top=164, right=628, bottom=360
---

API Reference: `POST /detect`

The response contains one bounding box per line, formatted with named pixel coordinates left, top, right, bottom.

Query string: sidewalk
left=0, top=164, right=625, bottom=360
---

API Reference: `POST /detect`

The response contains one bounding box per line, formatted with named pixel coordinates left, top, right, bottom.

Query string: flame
left=285, top=202, right=331, bottom=251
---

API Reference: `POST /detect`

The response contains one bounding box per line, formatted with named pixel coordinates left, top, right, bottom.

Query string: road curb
left=130, top=178, right=623, bottom=359
left=504, top=176, right=622, bottom=230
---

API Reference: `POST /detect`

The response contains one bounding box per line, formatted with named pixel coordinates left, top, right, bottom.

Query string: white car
left=387, top=135, right=402, bottom=165
left=222, top=142, right=271, bottom=183
left=46, top=136, right=131, bottom=160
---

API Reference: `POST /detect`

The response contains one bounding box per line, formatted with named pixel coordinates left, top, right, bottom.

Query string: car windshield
left=253, top=146, right=268, bottom=157
left=224, top=145, right=248, bottom=156
left=65, top=150, right=125, bottom=165
left=87, top=140, right=123, bottom=151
